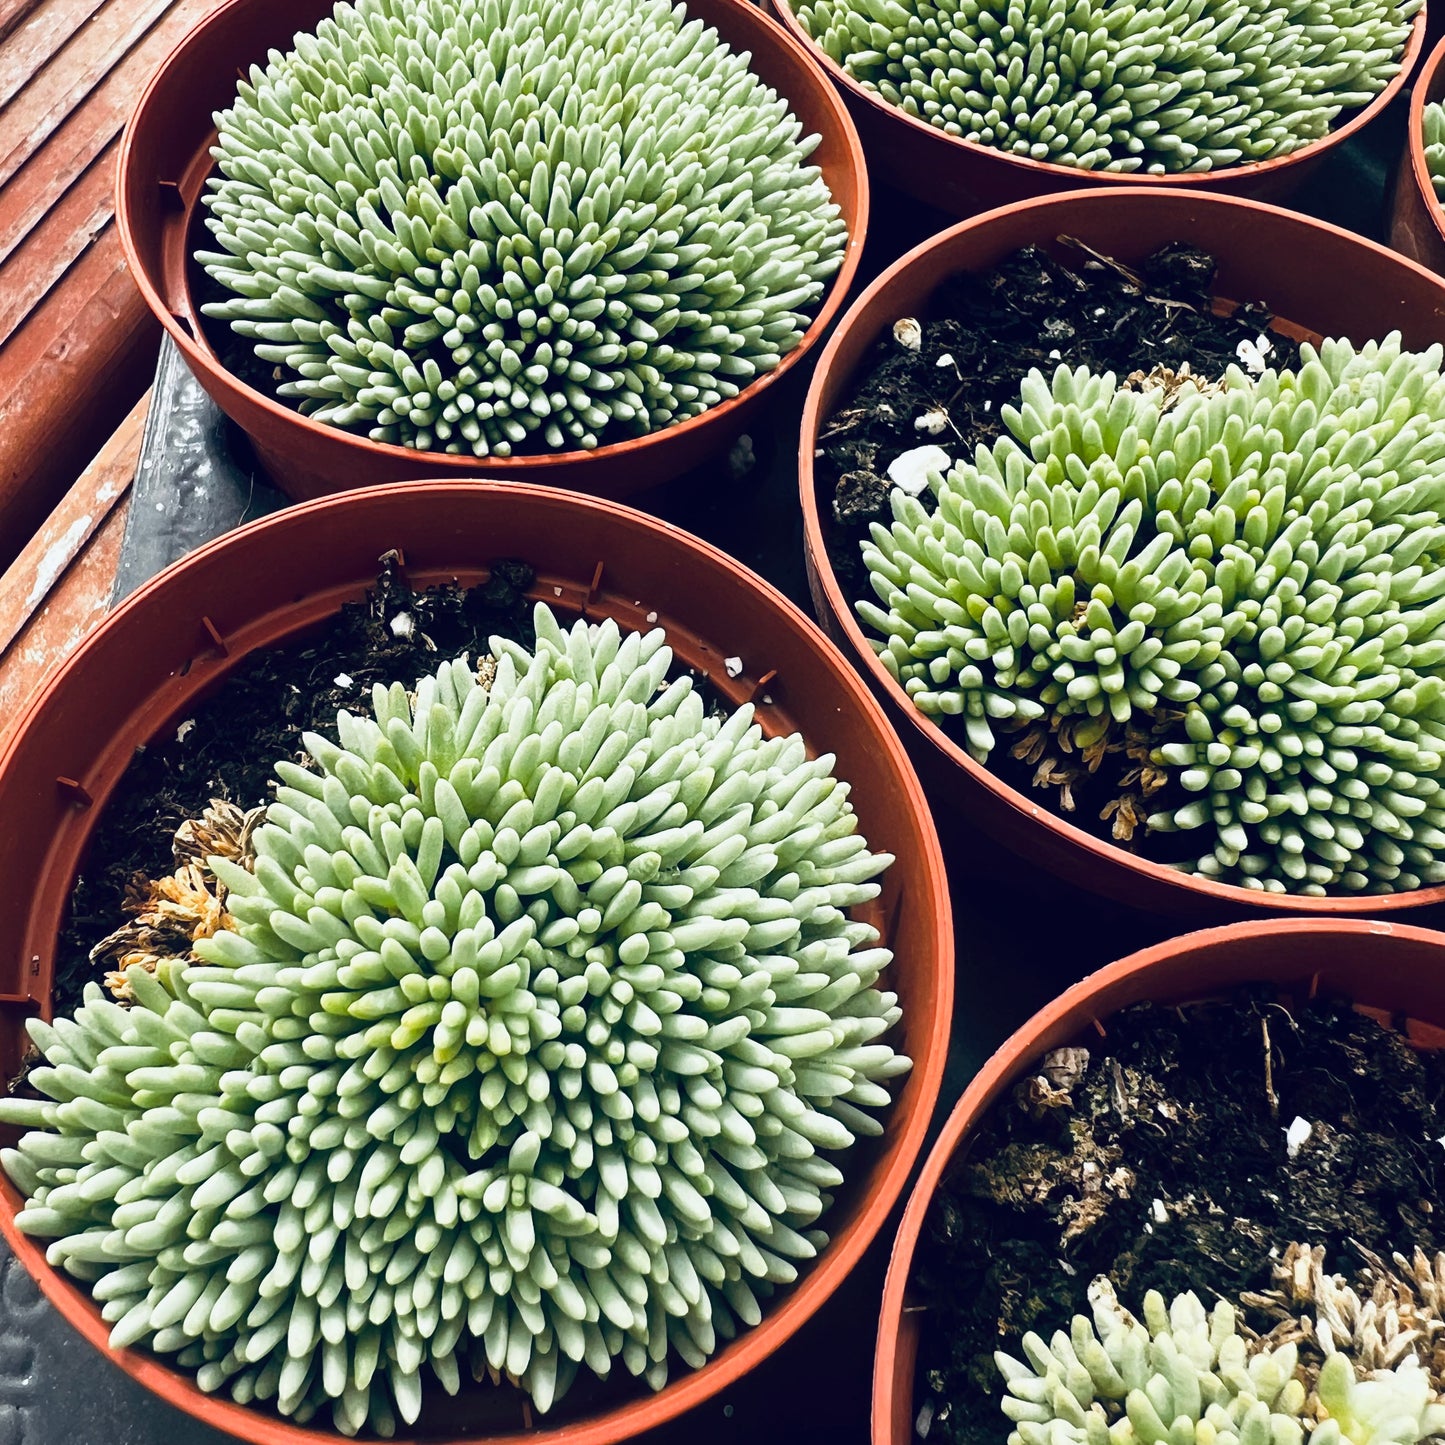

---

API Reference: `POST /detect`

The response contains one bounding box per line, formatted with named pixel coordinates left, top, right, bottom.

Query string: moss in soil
left=816, top=240, right=1305, bottom=861
left=54, top=555, right=537, bottom=1018
left=911, top=989, right=1445, bottom=1445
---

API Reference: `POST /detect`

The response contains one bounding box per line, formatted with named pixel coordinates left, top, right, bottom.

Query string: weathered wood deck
left=0, top=0, right=226, bottom=570
left=0, top=389, right=143, bottom=753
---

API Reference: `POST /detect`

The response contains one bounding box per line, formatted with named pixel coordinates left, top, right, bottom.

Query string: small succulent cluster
left=1244, top=1242, right=1445, bottom=1381
left=0, top=606, right=907, bottom=1435
left=198, top=0, right=846, bottom=455
left=793, top=0, right=1418, bottom=173
left=995, top=1277, right=1445, bottom=1444
left=858, top=333, right=1445, bottom=894
left=1423, top=102, right=1445, bottom=203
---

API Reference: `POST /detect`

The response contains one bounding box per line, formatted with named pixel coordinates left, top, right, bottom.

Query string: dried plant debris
left=999, top=709, right=1179, bottom=847
left=89, top=801, right=264, bottom=1000
left=1244, top=1242, right=1445, bottom=1384
left=911, top=991, right=1445, bottom=1445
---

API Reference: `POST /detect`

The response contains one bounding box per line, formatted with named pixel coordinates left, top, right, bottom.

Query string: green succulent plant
left=793, top=0, right=1418, bottom=173
left=197, top=0, right=846, bottom=457
left=0, top=605, right=908, bottom=1436
left=1423, top=102, right=1445, bottom=203
left=857, top=333, right=1445, bottom=895
left=995, top=1281, right=1445, bottom=1445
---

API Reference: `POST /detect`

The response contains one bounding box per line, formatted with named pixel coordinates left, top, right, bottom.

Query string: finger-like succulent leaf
left=858, top=334, right=1445, bottom=895
left=796, top=0, right=1418, bottom=173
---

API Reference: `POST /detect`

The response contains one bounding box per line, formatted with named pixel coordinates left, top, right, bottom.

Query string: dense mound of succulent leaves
left=793, top=0, right=1418, bottom=173
left=995, top=1278, right=1445, bottom=1444
left=1423, top=102, right=1445, bottom=202
left=858, top=333, right=1445, bottom=894
left=198, top=0, right=846, bottom=455
left=0, top=606, right=908, bottom=1435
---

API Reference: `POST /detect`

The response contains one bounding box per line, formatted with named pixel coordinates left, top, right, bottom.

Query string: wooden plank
left=0, top=388, right=144, bottom=659
left=0, top=394, right=142, bottom=754
left=0, top=0, right=44, bottom=47
left=0, top=0, right=225, bottom=241
left=0, top=0, right=221, bottom=576
left=0, top=488, right=130, bottom=755
left=0, top=0, right=106, bottom=112
left=0, top=0, right=181, bottom=193
left=0, top=138, right=116, bottom=345
left=0, top=233, right=159, bottom=570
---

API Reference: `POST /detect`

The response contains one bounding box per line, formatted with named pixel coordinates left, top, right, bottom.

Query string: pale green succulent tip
left=796, top=0, right=1417, bottom=174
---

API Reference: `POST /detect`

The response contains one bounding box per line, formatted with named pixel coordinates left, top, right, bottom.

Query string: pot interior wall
left=885, top=921, right=1445, bottom=1444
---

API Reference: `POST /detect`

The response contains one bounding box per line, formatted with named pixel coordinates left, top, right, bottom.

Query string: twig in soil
left=1109, top=1057, right=1129, bottom=1118
left=1057, top=236, right=1204, bottom=319
left=1057, top=236, right=1145, bottom=292
left=1263, top=1015, right=1279, bottom=1119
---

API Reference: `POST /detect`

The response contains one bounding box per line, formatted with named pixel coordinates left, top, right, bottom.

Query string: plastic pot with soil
left=1390, top=35, right=1445, bottom=275
left=800, top=187, right=1445, bottom=916
left=0, top=482, right=950, bottom=1444
left=116, top=0, right=867, bottom=503
left=768, top=0, right=1424, bottom=218
left=875, top=917, right=1445, bottom=1445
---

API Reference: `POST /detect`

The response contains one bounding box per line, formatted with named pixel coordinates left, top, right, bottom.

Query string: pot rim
left=871, top=915, right=1445, bottom=1445
left=771, top=0, right=1426, bottom=191
left=0, top=481, right=952, bottom=1445
left=115, top=0, right=869, bottom=478
left=798, top=186, right=1445, bottom=913
left=1408, top=34, right=1445, bottom=255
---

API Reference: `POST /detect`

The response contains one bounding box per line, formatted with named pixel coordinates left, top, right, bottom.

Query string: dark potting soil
left=53, top=554, right=537, bottom=1019
left=816, top=240, right=1305, bottom=863
left=912, top=990, right=1445, bottom=1445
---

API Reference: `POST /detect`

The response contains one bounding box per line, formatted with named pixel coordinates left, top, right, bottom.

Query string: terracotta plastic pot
left=769, top=0, right=1425, bottom=217
left=800, top=187, right=1445, bottom=917
left=115, top=0, right=868, bottom=503
left=0, top=483, right=951, bottom=1444
left=1391, top=34, right=1445, bottom=273
left=873, top=916, right=1445, bottom=1445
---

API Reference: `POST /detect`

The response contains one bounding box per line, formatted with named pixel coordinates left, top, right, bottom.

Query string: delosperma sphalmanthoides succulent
left=0, top=606, right=909, bottom=1435
left=1423, top=101, right=1445, bottom=202
left=858, top=333, right=1445, bottom=895
left=793, top=0, right=1419, bottom=173
left=995, top=1279, right=1445, bottom=1445
left=197, top=0, right=847, bottom=456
